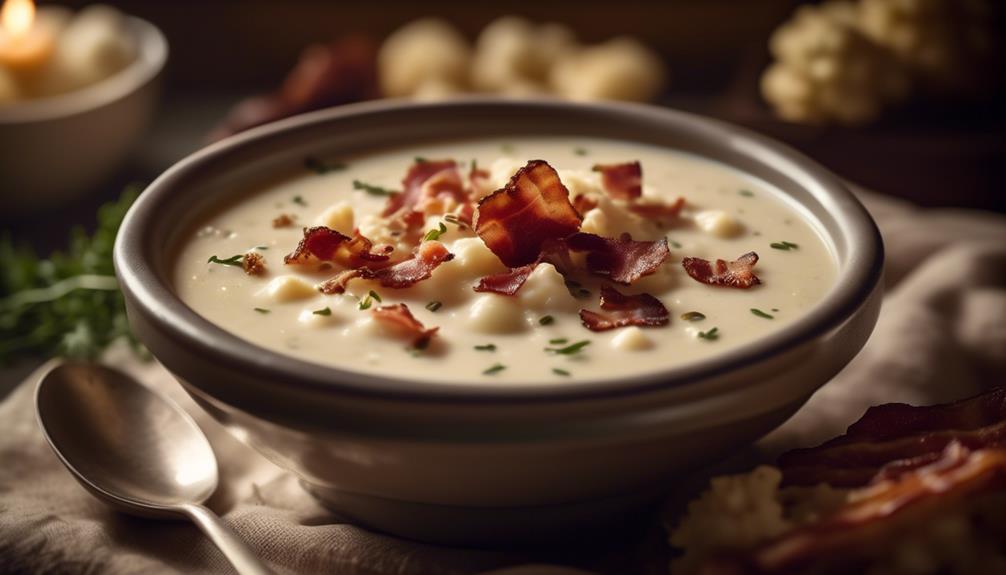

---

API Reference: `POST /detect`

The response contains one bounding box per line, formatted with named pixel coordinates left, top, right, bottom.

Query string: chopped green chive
left=698, top=327, right=720, bottom=341
left=425, top=301, right=442, bottom=312
left=474, top=343, right=497, bottom=352
left=546, top=340, right=591, bottom=355
left=313, top=307, right=332, bottom=316
left=304, top=156, right=346, bottom=174
left=667, top=238, right=683, bottom=249
left=770, top=241, right=799, bottom=251
left=739, top=189, right=755, bottom=197
left=538, top=315, right=555, bottom=326
left=253, top=307, right=270, bottom=314
left=292, top=195, right=308, bottom=206
left=207, top=254, right=243, bottom=267
left=549, top=338, right=568, bottom=345
left=680, top=311, right=706, bottom=321
left=751, top=308, right=774, bottom=319
left=483, top=363, right=506, bottom=375
left=552, top=368, right=571, bottom=376
left=353, top=180, right=399, bottom=197
left=574, top=147, right=588, bottom=156
left=358, top=290, right=381, bottom=310
left=423, top=222, right=448, bottom=242
left=254, top=245, right=269, bottom=250
left=565, top=280, right=592, bottom=299
left=414, top=156, right=428, bottom=163
left=772, top=308, right=780, bottom=312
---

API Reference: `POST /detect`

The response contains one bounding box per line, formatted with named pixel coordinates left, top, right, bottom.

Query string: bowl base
left=300, top=480, right=667, bottom=548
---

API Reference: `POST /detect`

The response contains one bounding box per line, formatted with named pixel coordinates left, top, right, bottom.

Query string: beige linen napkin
left=1, top=189, right=1004, bottom=575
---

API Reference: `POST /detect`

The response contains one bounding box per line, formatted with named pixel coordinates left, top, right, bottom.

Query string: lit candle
left=0, top=0, right=54, bottom=70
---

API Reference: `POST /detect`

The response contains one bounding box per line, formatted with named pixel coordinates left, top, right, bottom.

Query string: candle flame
left=1, top=0, right=35, bottom=37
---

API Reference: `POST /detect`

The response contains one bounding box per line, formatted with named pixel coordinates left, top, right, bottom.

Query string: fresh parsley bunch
left=0, top=186, right=146, bottom=364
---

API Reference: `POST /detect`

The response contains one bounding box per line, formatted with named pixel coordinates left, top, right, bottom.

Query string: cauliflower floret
left=550, top=37, right=666, bottom=102
left=517, top=263, right=579, bottom=313
left=556, top=169, right=602, bottom=199
left=260, top=275, right=317, bottom=302
left=761, top=1, right=909, bottom=125
left=466, top=294, right=529, bottom=334
left=611, top=326, right=653, bottom=351
left=488, top=157, right=525, bottom=189
left=858, top=0, right=998, bottom=94
left=378, top=18, right=471, bottom=98
left=471, top=17, right=577, bottom=92
left=694, top=210, right=743, bottom=238
left=315, top=202, right=354, bottom=235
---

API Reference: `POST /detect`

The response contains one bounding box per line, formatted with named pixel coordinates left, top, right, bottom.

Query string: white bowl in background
left=0, top=17, right=167, bottom=214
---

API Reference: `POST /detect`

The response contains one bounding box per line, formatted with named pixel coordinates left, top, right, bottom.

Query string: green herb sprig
left=0, top=186, right=144, bottom=363
left=546, top=340, right=591, bottom=355
left=698, top=327, right=720, bottom=341
left=353, top=180, right=399, bottom=197
left=358, top=290, right=382, bottom=310
left=770, top=241, right=799, bottom=251
left=207, top=254, right=243, bottom=267
left=423, top=222, right=448, bottom=242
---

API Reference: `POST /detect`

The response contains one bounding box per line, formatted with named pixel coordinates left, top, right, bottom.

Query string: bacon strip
left=780, top=387, right=1006, bottom=487
left=566, top=232, right=669, bottom=285
left=372, top=303, right=438, bottom=348
left=474, top=264, right=537, bottom=296
left=714, top=443, right=1006, bottom=575
left=579, top=286, right=669, bottom=331
left=284, top=226, right=393, bottom=268
left=474, top=160, right=582, bottom=268
left=317, top=241, right=454, bottom=294
left=593, top=161, right=642, bottom=200
left=627, top=196, right=685, bottom=220
left=682, top=251, right=760, bottom=288
left=382, top=159, right=460, bottom=217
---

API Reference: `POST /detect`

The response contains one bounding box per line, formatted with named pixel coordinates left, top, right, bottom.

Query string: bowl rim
left=115, top=98, right=884, bottom=403
left=0, top=15, right=167, bottom=123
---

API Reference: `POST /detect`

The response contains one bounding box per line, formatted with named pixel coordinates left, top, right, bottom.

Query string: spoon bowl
left=35, top=361, right=273, bottom=574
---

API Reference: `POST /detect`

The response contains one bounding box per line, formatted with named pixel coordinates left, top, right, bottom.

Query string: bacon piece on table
left=579, top=286, right=669, bottom=331
left=780, top=387, right=1006, bottom=487
left=593, top=161, right=642, bottom=200
left=283, top=226, right=393, bottom=268
left=474, top=160, right=582, bottom=268
left=682, top=251, right=760, bottom=289
left=372, top=303, right=438, bottom=348
left=566, top=232, right=669, bottom=285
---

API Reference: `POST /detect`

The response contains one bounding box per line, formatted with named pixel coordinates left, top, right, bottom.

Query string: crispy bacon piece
left=272, top=213, right=297, bottom=228
left=474, top=160, right=582, bottom=268
left=593, top=161, right=642, bottom=200
left=566, top=232, right=669, bottom=285
left=317, top=241, right=454, bottom=294
left=382, top=159, right=460, bottom=217
left=627, top=196, right=685, bottom=220
left=705, top=443, right=1006, bottom=575
left=474, top=264, right=537, bottom=296
left=682, top=251, right=760, bottom=289
left=242, top=252, right=266, bottom=276
left=372, top=303, right=438, bottom=348
left=284, top=226, right=393, bottom=268
left=579, top=286, right=669, bottom=331
left=780, top=387, right=1006, bottom=487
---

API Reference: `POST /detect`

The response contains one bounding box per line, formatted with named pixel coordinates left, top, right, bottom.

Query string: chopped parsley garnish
left=549, top=338, right=568, bottom=345
left=680, top=311, right=706, bottom=321
left=292, top=195, right=308, bottom=206
left=552, top=368, right=571, bottom=376
left=304, top=156, right=346, bottom=174
left=698, top=327, right=720, bottom=341
left=739, top=189, right=755, bottom=197
left=358, top=290, right=382, bottom=310
left=207, top=254, right=243, bottom=267
left=538, top=315, right=555, bottom=326
left=425, top=301, right=442, bottom=312
left=770, top=241, right=799, bottom=251
left=546, top=340, right=591, bottom=355
left=423, top=222, right=448, bottom=242
left=574, top=147, right=588, bottom=156
left=353, top=180, right=399, bottom=197
left=253, top=307, right=271, bottom=314
left=751, top=308, right=774, bottom=319
left=483, top=363, right=506, bottom=375
left=313, top=307, right=332, bottom=316
left=474, top=343, right=497, bottom=351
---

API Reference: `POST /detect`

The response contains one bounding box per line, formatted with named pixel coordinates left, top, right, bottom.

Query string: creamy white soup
left=172, top=137, right=837, bottom=384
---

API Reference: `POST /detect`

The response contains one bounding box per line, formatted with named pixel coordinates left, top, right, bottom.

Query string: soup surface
left=173, top=137, right=837, bottom=384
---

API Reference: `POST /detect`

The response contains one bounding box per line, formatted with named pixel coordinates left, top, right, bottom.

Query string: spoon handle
left=181, top=503, right=275, bottom=575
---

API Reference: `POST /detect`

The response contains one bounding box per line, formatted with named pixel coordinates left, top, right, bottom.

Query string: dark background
left=5, top=0, right=1005, bottom=251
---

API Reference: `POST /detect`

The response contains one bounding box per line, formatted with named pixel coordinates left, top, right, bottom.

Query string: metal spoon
left=35, top=362, right=274, bottom=575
